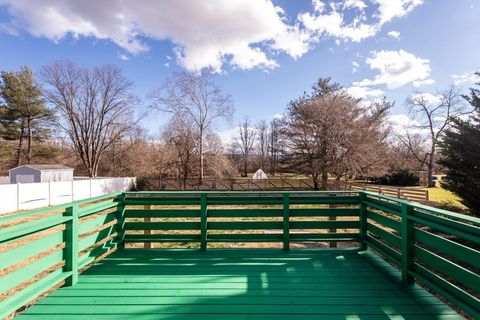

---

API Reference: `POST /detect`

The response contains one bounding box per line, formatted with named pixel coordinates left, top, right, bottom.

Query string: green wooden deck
left=16, top=248, right=463, bottom=320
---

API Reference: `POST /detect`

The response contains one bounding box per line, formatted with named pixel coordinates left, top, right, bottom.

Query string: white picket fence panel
left=0, top=177, right=135, bottom=214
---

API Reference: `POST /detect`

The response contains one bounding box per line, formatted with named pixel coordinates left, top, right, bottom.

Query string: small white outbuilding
left=9, top=165, right=74, bottom=184
left=252, top=169, right=268, bottom=180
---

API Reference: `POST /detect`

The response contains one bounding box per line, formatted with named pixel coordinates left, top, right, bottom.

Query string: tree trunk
left=199, top=130, right=204, bottom=184
left=26, top=117, right=32, bottom=164
left=243, top=155, right=248, bottom=177
left=321, top=171, right=328, bottom=190
left=427, top=151, right=435, bottom=188
left=312, top=174, right=319, bottom=190
left=15, top=120, right=25, bottom=166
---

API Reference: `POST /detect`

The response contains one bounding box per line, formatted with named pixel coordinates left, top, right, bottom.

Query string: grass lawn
left=418, top=176, right=465, bottom=208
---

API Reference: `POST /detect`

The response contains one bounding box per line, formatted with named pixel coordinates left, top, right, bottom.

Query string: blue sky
left=0, top=0, right=479, bottom=137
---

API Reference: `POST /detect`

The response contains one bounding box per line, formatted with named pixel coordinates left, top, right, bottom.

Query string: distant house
left=9, top=165, right=74, bottom=184
left=252, top=169, right=268, bottom=180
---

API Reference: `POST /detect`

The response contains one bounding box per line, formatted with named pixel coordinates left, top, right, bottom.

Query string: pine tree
left=439, top=72, right=480, bottom=216
left=0, top=66, right=54, bottom=165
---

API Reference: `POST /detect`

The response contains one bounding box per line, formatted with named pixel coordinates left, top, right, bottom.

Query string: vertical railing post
left=359, top=192, right=367, bottom=251
left=282, top=193, right=290, bottom=251
left=116, top=193, right=126, bottom=250
left=144, top=205, right=152, bottom=249
left=64, top=204, right=79, bottom=286
left=401, top=202, right=415, bottom=284
left=200, top=193, right=208, bottom=251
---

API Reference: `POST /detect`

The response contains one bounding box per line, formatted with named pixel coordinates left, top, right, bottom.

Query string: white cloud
left=389, top=113, right=429, bottom=136
left=312, top=0, right=326, bottom=12
left=387, top=30, right=401, bottom=39
left=352, top=61, right=360, bottom=73
left=410, top=92, right=442, bottom=104
left=164, top=62, right=170, bottom=68
left=0, top=0, right=310, bottom=71
left=0, top=0, right=425, bottom=71
left=299, top=10, right=379, bottom=43
left=343, top=0, right=368, bottom=10
left=118, top=53, right=129, bottom=61
left=451, top=71, right=479, bottom=85
left=346, top=86, right=384, bottom=99
left=413, top=78, right=434, bottom=87
left=217, top=127, right=238, bottom=145
left=354, top=49, right=431, bottom=89
left=373, top=0, right=424, bottom=25
left=299, top=0, right=422, bottom=43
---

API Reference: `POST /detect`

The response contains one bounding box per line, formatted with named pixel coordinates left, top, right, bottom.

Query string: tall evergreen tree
left=0, top=66, right=54, bottom=165
left=439, top=72, right=480, bottom=216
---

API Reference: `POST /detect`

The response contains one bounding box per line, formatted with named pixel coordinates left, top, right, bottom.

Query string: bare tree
left=162, top=118, right=197, bottom=190
left=268, top=117, right=282, bottom=176
left=256, top=120, right=268, bottom=170
left=235, top=118, right=256, bottom=177
left=152, top=68, right=233, bottom=183
left=41, top=61, right=139, bottom=177
left=397, top=86, right=465, bottom=187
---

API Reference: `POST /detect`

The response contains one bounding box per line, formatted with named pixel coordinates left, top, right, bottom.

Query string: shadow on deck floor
left=16, top=249, right=463, bottom=319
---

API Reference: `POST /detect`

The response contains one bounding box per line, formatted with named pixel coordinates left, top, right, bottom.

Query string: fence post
left=16, top=183, right=20, bottom=211
left=48, top=181, right=52, bottom=206
left=116, top=193, right=126, bottom=250
left=200, top=193, right=208, bottom=251
left=71, top=180, right=75, bottom=202
left=359, top=192, right=368, bottom=251
left=64, top=204, right=79, bottom=286
left=401, top=202, right=415, bottom=284
left=282, top=194, right=290, bottom=251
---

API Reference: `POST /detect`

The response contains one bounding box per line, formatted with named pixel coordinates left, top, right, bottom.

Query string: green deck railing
left=0, top=191, right=479, bottom=319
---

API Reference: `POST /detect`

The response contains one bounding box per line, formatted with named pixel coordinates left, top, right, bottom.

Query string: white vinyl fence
left=0, top=177, right=135, bottom=215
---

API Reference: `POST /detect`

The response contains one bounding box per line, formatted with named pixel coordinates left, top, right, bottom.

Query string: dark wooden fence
left=142, top=178, right=429, bottom=203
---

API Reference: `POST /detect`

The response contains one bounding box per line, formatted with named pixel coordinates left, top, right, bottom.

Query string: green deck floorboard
left=16, top=249, right=464, bottom=320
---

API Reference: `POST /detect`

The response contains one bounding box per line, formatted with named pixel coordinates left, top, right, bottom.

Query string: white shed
left=9, top=165, right=74, bottom=184
left=252, top=169, right=268, bottom=180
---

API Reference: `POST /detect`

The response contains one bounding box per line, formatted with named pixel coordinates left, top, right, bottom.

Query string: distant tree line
left=0, top=63, right=478, bottom=215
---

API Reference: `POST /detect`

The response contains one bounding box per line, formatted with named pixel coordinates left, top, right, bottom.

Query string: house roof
left=9, top=165, right=74, bottom=172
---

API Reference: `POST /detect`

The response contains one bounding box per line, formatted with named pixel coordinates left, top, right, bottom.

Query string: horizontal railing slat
left=79, top=212, right=117, bottom=235
left=78, top=200, right=119, bottom=218
left=0, top=216, right=71, bottom=243
left=414, top=245, right=480, bottom=292
left=0, top=269, right=70, bottom=320
left=289, top=233, right=359, bottom=241
left=290, top=208, right=359, bottom=217
left=414, top=228, right=480, bottom=267
left=0, top=231, right=64, bottom=270
left=125, top=209, right=200, bottom=218
left=207, top=233, right=283, bottom=242
left=366, top=235, right=401, bottom=266
left=0, top=249, right=63, bottom=294
left=124, top=234, right=200, bottom=242
left=367, top=223, right=401, bottom=248
left=408, top=214, right=480, bottom=245
left=207, top=208, right=282, bottom=217
left=290, top=220, right=359, bottom=229
left=78, top=225, right=116, bottom=252
left=124, top=222, right=200, bottom=230
left=364, top=199, right=401, bottom=215
left=208, top=221, right=283, bottom=230
left=366, top=210, right=400, bottom=232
